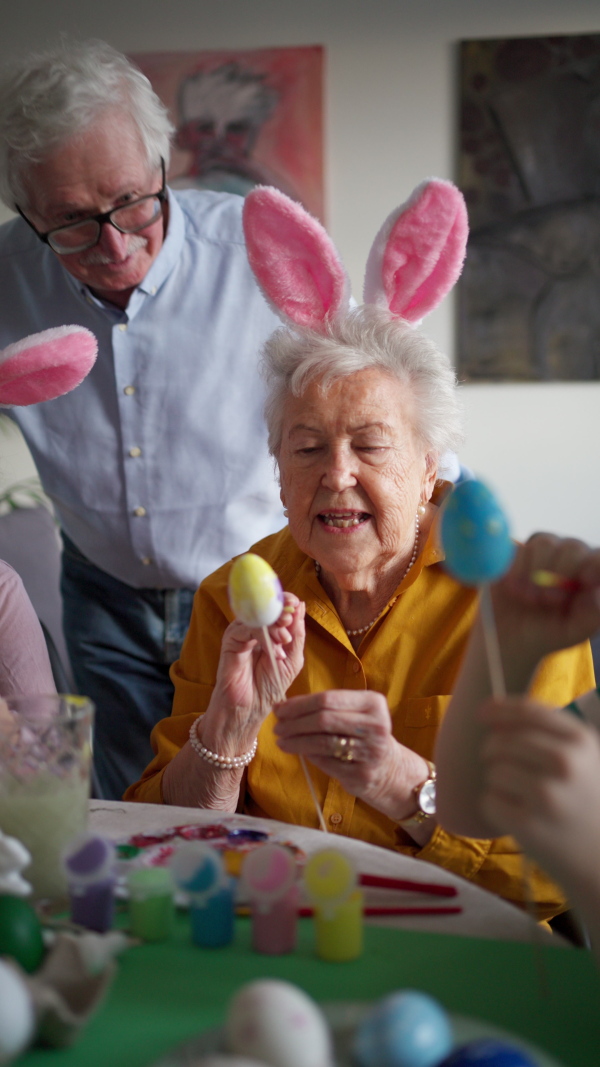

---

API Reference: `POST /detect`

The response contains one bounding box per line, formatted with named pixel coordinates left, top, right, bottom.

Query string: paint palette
left=115, top=823, right=305, bottom=897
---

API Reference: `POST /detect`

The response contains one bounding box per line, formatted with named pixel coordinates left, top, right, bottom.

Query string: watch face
left=418, top=778, right=437, bottom=816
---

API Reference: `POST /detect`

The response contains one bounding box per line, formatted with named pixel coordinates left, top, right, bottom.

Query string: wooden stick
left=262, top=626, right=328, bottom=834
left=479, top=583, right=506, bottom=698
left=479, top=588, right=548, bottom=994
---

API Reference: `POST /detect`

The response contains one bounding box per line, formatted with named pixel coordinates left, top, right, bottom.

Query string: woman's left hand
left=274, top=689, right=430, bottom=822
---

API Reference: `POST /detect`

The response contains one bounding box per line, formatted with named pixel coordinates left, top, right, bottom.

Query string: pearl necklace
left=314, top=512, right=420, bottom=636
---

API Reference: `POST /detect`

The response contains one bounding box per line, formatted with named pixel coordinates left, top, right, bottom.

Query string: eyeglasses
left=17, top=159, right=167, bottom=255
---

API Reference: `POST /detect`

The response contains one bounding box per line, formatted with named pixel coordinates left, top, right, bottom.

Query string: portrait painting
left=457, top=33, right=600, bottom=381
left=130, top=46, right=324, bottom=220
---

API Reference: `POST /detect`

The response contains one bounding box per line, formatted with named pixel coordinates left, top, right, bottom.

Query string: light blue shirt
left=0, top=190, right=285, bottom=589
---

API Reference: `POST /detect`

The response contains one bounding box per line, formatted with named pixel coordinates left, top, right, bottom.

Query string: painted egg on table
left=228, top=553, right=284, bottom=628
left=439, top=1038, right=539, bottom=1065
left=225, top=979, right=334, bottom=1067
left=0, top=959, right=35, bottom=1065
left=440, top=480, right=515, bottom=586
left=0, top=894, right=44, bottom=973
left=354, top=990, right=453, bottom=1067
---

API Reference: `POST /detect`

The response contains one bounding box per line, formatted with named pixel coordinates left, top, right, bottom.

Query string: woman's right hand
left=203, top=593, right=306, bottom=745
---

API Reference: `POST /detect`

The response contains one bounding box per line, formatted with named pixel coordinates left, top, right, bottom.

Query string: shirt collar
left=136, top=187, right=184, bottom=296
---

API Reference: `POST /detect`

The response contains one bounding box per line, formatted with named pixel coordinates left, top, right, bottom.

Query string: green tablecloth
left=19, top=916, right=600, bottom=1067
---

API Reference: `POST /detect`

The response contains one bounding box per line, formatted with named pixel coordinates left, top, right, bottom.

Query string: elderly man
left=0, top=39, right=284, bottom=798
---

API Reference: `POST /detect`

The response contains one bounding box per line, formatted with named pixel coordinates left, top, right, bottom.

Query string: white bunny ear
left=0, top=326, right=97, bottom=407
left=363, top=178, right=468, bottom=323
left=243, top=186, right=351, bottom=332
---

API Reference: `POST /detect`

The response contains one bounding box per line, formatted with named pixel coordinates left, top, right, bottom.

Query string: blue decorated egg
left=439, top=1038, right=539, bottom=1065
left=440, top=480, right=514, bottom=586
left=354, top=990, right=453, bottom=1067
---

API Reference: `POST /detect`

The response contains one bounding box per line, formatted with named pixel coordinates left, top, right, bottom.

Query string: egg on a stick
left=228, top=555, right=327, bottom=834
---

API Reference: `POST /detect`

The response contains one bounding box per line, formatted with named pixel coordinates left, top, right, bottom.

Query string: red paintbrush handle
left=296, top=905, right=462, bottom=917
left=359, top=873, right=458, bottom=897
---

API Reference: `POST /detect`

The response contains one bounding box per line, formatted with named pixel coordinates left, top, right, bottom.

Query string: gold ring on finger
left=332, top=734, right=357, bottom=762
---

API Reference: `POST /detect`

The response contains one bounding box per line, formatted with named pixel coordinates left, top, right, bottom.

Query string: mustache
left=79, top=234, right=148, bottom=265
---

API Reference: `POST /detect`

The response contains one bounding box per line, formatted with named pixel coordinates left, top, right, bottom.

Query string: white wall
left=2, top=0, right=599, bottom=540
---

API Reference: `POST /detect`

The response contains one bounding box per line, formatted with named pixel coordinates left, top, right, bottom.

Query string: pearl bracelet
left=188, top=719, right=257, bottom=769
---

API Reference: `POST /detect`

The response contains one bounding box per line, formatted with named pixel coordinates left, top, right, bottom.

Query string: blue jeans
left=60, top=534, right=195, bottom=800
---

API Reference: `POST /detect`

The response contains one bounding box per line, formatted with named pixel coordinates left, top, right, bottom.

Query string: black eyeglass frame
left=16, top=158, right=167, bottom=255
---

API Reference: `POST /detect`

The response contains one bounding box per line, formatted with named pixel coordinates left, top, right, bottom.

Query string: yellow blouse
left=126, top=512, right=594, bottom=921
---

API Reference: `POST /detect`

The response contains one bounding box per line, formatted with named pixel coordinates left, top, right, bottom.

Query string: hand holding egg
left=206, top=555, right=305, bottom=720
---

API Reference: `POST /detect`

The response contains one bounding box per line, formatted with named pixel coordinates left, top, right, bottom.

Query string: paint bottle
left=62, top=833, right=116, bottom=933
left=241, top=843, right=298, bottom=954
left=303, top=848, right=363, bottom=961
left=127, top=867, right=174, bottom=941
left=170, top=842, right=234, bottom=948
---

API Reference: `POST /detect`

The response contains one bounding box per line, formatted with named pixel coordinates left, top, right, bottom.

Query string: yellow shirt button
left=141, top=557, right=153, bottom=566
left=124, top=386, right=135, bottom=396
left=329, top=812, right=342, bottom=826
left=133, top=506, right=147, bottom=517
left=129, top=446, right=142, bottom=458
left=118, top=323, right=128, bottom=331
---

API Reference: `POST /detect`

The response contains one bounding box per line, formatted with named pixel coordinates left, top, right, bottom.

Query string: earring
left=417, top=500, right=427, bottom=517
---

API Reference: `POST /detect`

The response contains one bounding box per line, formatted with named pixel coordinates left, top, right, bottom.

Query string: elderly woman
left=126, top=302, right=593, bottom=920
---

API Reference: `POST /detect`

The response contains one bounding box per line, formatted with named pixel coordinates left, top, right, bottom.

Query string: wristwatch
left=398, top=760, right=436, bottom=828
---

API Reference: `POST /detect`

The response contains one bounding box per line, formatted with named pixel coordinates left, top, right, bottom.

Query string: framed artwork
left=130, top=46, right=324, bottom=220
left=457, top=34, right=600, bottom=381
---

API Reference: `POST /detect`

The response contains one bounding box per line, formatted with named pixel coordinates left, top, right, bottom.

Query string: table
left=16, top=802, right=600, bottom=1067
left=89, top=801, right=558, bottom=943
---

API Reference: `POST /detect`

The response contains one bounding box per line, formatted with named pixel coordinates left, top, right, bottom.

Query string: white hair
left=262, top=305, right=464, bottom=460
left=0, top=38, right=174, bottom=209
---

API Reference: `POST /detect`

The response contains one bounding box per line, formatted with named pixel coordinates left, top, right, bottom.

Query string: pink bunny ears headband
left=243, top=178, right=468, bottom=331
left=0, top=326, right=97, bottom=407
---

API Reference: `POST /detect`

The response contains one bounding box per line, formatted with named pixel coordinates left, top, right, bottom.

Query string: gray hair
left=262, top=305, right=464, bottom=460
left=0, top=38, right=174, bottom=209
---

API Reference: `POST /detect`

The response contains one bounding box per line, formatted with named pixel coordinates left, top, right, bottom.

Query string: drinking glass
left=0, top=694, right=94, bottom=900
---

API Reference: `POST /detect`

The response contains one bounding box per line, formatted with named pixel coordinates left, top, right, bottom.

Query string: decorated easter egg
left=0, top=894, right=44, bottom=973
left=225, top=979, right=333, bottom=1067
left=354, top=990, right=453, bottom=1067
left=0, top=959, right=35, bottom=1064
left=440, top=480, right=515, bottom=586
left=196, top=1058, right=272, bottom=1067
left=228, top=553, right=284, bottom=628
left=439, top=1038, right=538, bottom=1065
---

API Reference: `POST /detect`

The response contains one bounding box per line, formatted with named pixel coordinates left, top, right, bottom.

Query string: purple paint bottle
left=62, top=833, right=116, bottom=933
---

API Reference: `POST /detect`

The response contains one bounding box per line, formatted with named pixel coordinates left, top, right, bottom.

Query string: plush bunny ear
left=363, top=178, right=468, bottom=323
left=243, top=186, right=351, bottom=332
left=0, top=325, right=97, bottom=407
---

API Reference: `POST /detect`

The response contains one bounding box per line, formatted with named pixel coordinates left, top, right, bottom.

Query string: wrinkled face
left=278, top=367, right=437, bottom=585
left=22, top=109, right=165, bottom=303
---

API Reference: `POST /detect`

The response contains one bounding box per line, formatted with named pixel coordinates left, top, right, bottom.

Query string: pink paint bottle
left=241, top=843, right=298, bottom=954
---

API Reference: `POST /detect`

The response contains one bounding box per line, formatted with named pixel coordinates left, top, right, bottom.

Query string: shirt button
left=329, top=813, right=342, bottom=826
left=141, top=557, right=153, bottom=566
left=124, top=386, right=136, bottom=396
left=128, top=446, right=142, bottom=458
left=150, top=286, right=157, bottom=295
left=118, top=323, right=128, bottom=331
left=133, top=506, right=147, bottom=517
left=352, top=661, right=361, bottom=673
